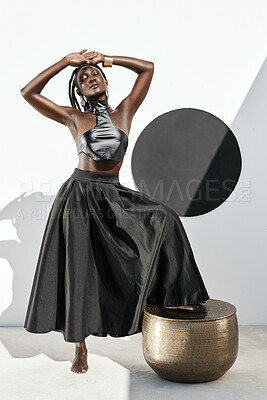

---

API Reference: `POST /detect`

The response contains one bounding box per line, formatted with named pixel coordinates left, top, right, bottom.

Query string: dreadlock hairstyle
left=68, top=64, right=108, bottom=112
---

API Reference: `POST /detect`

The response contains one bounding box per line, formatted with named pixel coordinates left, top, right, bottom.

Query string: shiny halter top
left=76, top=98, right=128, bottom=161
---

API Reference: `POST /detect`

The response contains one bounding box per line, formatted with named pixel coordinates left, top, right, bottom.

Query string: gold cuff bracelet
left=103, top=55, right=113, bottom=67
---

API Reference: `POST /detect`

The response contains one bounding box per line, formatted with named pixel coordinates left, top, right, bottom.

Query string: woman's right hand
left=64, top=49, right=97, bottom=67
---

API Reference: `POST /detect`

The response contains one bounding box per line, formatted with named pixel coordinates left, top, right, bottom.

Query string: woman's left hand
left=88, top=51, right=105, bottom=65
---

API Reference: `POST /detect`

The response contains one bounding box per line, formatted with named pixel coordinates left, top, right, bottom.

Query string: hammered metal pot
left=142, top=299, right=238, bottom=383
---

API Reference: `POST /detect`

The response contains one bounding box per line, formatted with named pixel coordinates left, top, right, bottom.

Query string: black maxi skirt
left=24, top=168, right=210, bottom=343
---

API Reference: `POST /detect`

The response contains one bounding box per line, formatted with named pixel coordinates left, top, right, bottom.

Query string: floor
left=0, top=325, right=266, bottom=400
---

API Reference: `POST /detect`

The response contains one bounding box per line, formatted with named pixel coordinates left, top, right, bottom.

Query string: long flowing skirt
left=24, top=168, right=210, bottom=343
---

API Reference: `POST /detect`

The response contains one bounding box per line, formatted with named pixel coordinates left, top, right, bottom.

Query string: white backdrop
left=1, top=0, right=266, bottom=325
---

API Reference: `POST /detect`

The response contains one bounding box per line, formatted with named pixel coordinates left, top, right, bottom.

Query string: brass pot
left=142, top=299, right=238, bottom=383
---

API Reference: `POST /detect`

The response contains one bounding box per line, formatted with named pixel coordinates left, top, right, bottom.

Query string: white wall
left=1, top=0, right=266, bottom=325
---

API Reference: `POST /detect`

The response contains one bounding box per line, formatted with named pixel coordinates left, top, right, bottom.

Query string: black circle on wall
left=131, top=108, right=242, bottom=216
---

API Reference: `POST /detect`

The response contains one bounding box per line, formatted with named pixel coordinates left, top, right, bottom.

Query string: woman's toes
left=71, top=366, right=88, bottom=373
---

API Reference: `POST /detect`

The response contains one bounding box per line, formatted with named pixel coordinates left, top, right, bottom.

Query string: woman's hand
left=86, top=51, right=105, bottom=65
left=64, top=49, right=104, bottom=67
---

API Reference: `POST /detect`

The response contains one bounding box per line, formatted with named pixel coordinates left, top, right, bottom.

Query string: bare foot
left=71, top=340, right=88, bottom=374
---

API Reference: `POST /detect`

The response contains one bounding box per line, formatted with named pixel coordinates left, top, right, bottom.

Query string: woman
left=21, top=49, right=210, bottom=374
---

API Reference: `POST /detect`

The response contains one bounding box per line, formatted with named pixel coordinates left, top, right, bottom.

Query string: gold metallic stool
left=142, top=299, right=238, bottom=383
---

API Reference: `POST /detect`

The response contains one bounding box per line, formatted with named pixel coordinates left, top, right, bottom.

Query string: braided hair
left=68, top=64, right=108, bottom=112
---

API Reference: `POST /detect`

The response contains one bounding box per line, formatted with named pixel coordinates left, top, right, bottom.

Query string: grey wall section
left=227, top=56, right=267, bottom=324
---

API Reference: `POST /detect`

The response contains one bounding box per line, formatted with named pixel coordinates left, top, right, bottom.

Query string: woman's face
left=76, top=66, right=107, bottom=100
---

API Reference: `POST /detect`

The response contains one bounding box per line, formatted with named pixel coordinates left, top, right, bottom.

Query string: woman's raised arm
left=115, top=55, right=154, bottom=118
left=20, top=49, right=93, bottom=126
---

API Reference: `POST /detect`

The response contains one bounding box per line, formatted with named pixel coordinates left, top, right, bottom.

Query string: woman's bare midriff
left=77, top=154, right=124, bottom=174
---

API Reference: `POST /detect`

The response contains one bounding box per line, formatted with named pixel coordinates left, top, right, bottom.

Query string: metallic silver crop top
left=76, top=98, right=128, bottom=161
